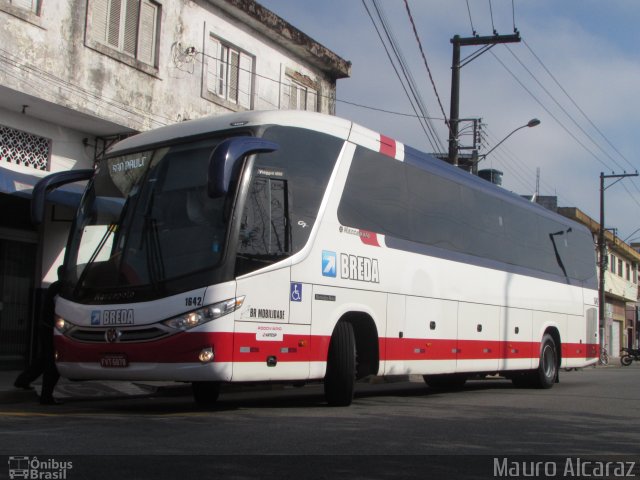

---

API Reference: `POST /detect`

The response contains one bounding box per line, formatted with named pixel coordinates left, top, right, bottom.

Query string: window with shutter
left=88, top=0, right=159, bottom=67
left=10, top=0, right=39, bottom=13
left=204, top=35, right=254, bottom=110
left=280, top=75, right=318, bottom=112
left=137, top=0, right=157, bottom=65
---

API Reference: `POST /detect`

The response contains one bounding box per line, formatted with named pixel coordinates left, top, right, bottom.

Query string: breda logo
left=340, top=254, right=379, bottom=283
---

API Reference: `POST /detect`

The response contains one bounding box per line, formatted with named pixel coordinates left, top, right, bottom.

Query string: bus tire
left=324, top=321, right=356, bottom=407
left=532, top=334, right=558, bottom=389
left=192, top=381, right=220, bottom=407
left=423, top=374, right=467, bottom=390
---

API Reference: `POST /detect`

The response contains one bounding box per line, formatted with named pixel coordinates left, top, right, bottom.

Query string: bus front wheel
left=192, top=381, right=220, bottom=407
left=324, top=321, right=356, bottom=406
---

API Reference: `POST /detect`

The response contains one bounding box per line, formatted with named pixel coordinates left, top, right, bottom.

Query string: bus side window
left=236, top=176, right=290, bottom=275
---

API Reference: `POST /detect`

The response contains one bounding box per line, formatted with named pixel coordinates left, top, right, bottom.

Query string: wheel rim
left=542, top=344, right=556, bottom=379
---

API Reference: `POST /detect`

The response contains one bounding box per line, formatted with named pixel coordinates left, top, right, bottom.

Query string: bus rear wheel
left=512, top=334, right=557, bottom=389
left=192, top=381, right=220, bottom=407
left=533, top=334, right=558, bottom=389
left=324, top=321, right=356, bottom=406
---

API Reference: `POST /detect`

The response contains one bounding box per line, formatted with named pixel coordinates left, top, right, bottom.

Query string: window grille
left=0, top=124, right=51, bottom=170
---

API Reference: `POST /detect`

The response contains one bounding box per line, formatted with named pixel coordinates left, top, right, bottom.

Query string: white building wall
left=1, top=0, right=342, bottom=135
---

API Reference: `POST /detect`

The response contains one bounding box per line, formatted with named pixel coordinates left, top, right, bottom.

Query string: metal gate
left=609, top=321, right=621, bottom=358
left=0, top=238, right=37, bottom=369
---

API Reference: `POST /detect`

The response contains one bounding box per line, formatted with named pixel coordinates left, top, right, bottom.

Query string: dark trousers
left=15, top=324, right=60, bottom=399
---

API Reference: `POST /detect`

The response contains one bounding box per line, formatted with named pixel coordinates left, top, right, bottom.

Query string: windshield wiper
left=73, top=224, right=117, bottom=297
left=143, top=215, right=165, bottom=291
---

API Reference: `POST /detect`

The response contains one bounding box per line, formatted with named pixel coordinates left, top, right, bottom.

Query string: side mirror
left=208, top=137, right=278, bottom=198
left=31, top=169, right=94, bottom=225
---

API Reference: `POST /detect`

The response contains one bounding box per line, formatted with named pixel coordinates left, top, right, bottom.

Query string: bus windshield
left=63, top=137, right=230, bottom=302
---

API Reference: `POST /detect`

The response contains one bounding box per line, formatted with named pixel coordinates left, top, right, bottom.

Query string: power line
left=483, top=126, right=588, bottom=212
left=523, top=40, right=637, bottom=173
left=488, top=0, right=497, bottom=34
left=465, top=0, right=477, bottom=36
left=496, top=41, right=640, bottom=215
left=372, top=0, right=444, bottom=150
left=504, top=44, right=629, bottom=173
left=403, top=0, right=450, bottom=132
left=361, top=0, right=444, bottom=152
left=489, top=49, right=614, bottom=172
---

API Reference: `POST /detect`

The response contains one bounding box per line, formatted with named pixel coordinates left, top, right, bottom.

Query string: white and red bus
left=35, top=110, right=599, bottom=406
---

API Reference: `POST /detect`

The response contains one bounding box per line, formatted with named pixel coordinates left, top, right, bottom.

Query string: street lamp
left=475, top=118, right=541, bottom=166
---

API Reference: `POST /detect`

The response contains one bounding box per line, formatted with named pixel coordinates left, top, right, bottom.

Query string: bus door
left=233, top=173, right=309, bottom=381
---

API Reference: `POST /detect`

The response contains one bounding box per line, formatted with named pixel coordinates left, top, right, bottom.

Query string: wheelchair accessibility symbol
left=290, top=283, right=302, bottom=302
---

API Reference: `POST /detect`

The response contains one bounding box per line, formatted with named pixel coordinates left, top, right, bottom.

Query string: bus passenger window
left=236, top=176, right=290, bottom=275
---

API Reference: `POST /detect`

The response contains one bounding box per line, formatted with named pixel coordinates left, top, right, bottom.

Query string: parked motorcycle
left=620, top=347, right=640, bottom=366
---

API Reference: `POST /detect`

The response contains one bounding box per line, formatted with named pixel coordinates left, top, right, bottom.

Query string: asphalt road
left=1, top=365, right=639, bottom=479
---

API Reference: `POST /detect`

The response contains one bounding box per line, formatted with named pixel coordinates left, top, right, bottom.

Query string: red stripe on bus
left=379, top=134, right=396, bottom=158
left=360, top=230, right=381, bottom=247
left=55, top=331, right=598, bottom=364
left=382, top=338, right=535, bottom=360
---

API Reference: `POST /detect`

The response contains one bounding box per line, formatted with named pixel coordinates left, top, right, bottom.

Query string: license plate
left=100, top=354, right=129, bottom=368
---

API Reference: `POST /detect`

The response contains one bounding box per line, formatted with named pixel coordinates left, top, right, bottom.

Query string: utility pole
left=599, top=171, right=639, bottom=354
left=448, top=33, right=521, bottom=166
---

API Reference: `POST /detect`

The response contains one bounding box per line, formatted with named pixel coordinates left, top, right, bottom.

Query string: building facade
left=0, top=0, right=350, bottom=368
left=558, top=207, right=640, bottom=355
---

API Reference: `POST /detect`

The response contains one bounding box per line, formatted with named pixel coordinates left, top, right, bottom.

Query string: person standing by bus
left=14, top=267, right=62, bottom=405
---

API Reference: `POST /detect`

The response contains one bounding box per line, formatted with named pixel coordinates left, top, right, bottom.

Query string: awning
left=0, top=163, right=86, bottom=208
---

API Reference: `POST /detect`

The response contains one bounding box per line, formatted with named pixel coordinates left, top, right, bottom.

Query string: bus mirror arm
left=208, top=138, right=279, bottom=198
left=31, top=169, right=94, bottom=225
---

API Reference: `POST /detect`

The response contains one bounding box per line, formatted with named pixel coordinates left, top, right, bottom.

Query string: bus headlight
left=163, top=296, right=245, bottom=331
left=55, top=315, right=74, bottom=333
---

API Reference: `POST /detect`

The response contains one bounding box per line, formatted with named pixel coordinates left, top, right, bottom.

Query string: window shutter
left=123, top=0, right=139, bottom=56
left=280, top=78, right=291, bottom=110
left=107, top=0, right=122, bottom=48
left=137, top=0, right=157, bottom=64
left=206, top=37, right=220, bottom=94
left=11, top=0, right=37, bottom=12
left=289, top=84, right=298, bottom=109
left=299, top=87, right=307, bottom=110
left=217, top=45, right=228, bottom=98
left=92, top=0, right=109, bottom=43
left=306, top=88, right=317, bottom=112
left=238, top=53, right=252, bottom=109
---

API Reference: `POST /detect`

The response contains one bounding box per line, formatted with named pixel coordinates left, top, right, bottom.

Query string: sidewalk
left=0, top=369, right=189, bottom=405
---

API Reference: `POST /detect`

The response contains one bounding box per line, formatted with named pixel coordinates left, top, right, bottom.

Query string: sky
left=258, top=0, right=640, bottom=243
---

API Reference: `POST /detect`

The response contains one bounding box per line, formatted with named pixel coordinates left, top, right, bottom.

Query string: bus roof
left=107, top=110, right=586, bottom=234
left=107, top=110, right=353, bottom=156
